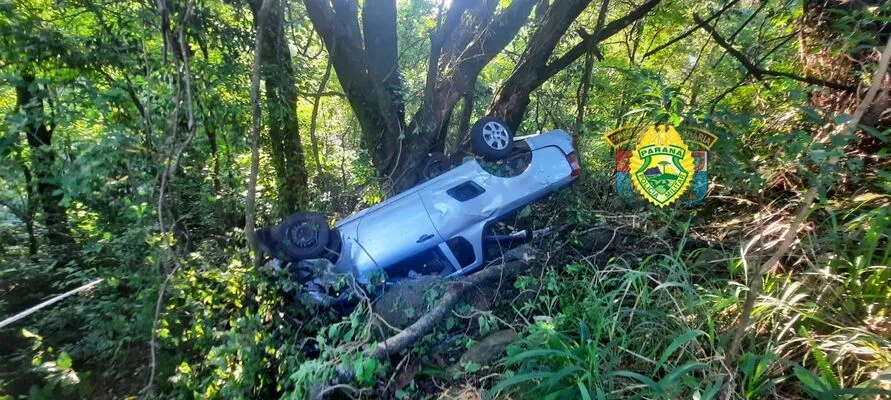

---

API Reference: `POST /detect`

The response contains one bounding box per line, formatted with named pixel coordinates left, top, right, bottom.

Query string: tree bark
left=489, top=0, right=663, bottom=131
left=575, top=43, right=596, bottom=137
left=369, top=259, right=531, bottom=360
left=250, top=0, right=309, bottom=215
left=21, top=164, right=38, bottom=257
left=489, top=0, right=594, bottom=132
left=246, top=0, right=270, bottom=264
left=455, top=78, right=477, bottom=151
left=15, top=73, right=72, bottom=254
left=304, top=0, right=537, bottom=193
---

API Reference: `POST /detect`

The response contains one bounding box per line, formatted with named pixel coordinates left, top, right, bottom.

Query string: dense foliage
left=1, top=0, right=889, bottom=398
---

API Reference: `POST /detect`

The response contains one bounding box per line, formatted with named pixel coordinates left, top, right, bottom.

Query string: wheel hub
left=287, top=223, right=318, bottom=248
left=483, top=121, right=510, bottom=150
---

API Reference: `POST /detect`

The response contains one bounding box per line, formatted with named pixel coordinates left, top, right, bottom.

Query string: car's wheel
left=279, top=212, right=330, bottom=261
left=471, top=116, right=514, bottom=160
left=324, top=229, right=342, bottom=262
left=419, top=152, right=450, bottom=182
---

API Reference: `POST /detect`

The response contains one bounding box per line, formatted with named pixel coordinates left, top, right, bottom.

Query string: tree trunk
left=489, top=0, right=663, bottom=131
left=489, top=0, right=594, bottom=131
left=575, top=44, right=596, bottom=138
left=21, top=164, right=38, bottom=257
left=304, top=0, right=537, bottom=193
left=455, top=79, right=477, bottom=151
left=251, top=0, right=309, bottom=216
left=15, top=73, right=73, bottom=255
left=301, top=0, right=653, bottom=193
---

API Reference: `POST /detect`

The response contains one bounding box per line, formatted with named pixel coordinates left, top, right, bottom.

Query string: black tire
left=471, top=116, right=514, bottom=160
left=419, top=152, right=450, bottom=182
left=324, top=229, right=342, bottom=263
left=279, top=212, right=330, bottom=261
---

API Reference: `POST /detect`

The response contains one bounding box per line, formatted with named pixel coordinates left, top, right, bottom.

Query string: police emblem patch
left=605, top=125, right=717, bottom=207
left=629, top=125, right=695, bottom=207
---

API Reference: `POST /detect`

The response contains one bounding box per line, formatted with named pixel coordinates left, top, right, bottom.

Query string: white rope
left=0, top=279, right=104, bottom=329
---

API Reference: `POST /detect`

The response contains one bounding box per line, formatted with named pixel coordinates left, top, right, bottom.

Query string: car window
left=446, top=237, right=475, bottom=268
left=385, top=247, right=454, bottom=279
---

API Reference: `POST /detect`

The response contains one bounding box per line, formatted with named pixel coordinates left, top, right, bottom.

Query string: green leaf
left=57, top=352, right=73, bottom=370
left=656, top=330, right=705, bottom=370
left=657, top=362, right=707, bottom=390
left=794, top=367, right=833, bottom=400
left=577, top=382, right=593, bottom=400
left=607, top=370, right=660, bottom=392
left=545, top=365, right=583, bottom=388
left=488, top=371, right=555, bottom=398
left=504, top=348, right=578, bottom=365
left=464, top=361, right=481, bottom=373
left=702, top=376, right=724, bottom=400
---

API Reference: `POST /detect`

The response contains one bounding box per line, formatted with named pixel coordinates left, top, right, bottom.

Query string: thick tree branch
left=542, top=0, right=663, bottom=83
left=465, top=0, right=539, bottom=70
left=593, top=0, right=610, bottom=34
left=362, top=0, right=404, bottom=121
left=303, top=0, right=404, bottom=173
left=488, top=0, right=593, bottom=129
left=694, top=14, right=856, bottom=93
left=424, top=2, right=446, bottom=104
left=438, top=0, right=474, bottom=49
left=439, top=0, right=498, bottom=68
left=490, top=0, right=661, bottom=130
left=385, top=0, right=537, bottom=190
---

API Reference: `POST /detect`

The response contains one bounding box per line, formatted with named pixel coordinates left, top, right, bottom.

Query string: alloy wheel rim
left=483, top=121, right=510, bottom=150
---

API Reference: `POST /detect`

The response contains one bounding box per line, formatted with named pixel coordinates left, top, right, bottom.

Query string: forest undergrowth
left=2, top=0, right=891, bottom=399
left=9, top=173, right=889, bottom=400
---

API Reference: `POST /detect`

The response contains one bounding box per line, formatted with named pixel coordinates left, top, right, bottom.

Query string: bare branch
left=712, top=0, right=770, bottom=66
left=543, top=0, right=663, bottom=83
left=368, top=260, right=531, bottom=360
left=640, top=0, right=741, bottom=59
left=694, top=14, right=856, bottom=93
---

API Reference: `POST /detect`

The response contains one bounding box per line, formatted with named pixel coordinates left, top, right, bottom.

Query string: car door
left=356, top=193, right=442, bottom=269
left=416, top=162, right=492, bottom=272
left=418, top=145, right=573, bottom=273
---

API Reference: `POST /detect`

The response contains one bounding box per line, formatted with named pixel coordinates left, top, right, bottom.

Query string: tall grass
left=494, top=254, right=723, bottom=399
left=492, top=231, right=891, bottom=399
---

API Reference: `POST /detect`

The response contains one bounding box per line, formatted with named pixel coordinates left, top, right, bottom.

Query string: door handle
left=416, top=234, right=435, bottom=243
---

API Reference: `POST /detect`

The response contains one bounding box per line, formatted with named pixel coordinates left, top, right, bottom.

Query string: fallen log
left=368, top=259, right=531, bottom=360
left=312, top=258, right=533, bottom=400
